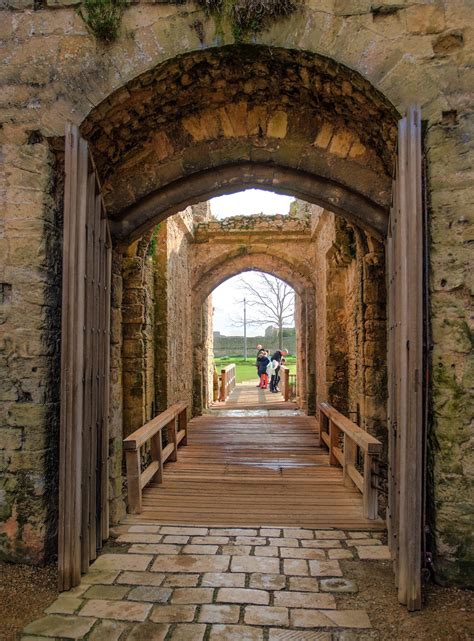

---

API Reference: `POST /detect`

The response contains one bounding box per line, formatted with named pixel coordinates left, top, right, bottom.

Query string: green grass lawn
left=214, top=356, right=296, bottom=383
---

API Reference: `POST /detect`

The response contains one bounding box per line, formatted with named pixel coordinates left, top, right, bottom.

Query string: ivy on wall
left=79, top=0, right=128, bottom=43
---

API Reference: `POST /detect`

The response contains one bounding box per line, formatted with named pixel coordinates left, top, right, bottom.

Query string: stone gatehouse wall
left=0, top=0, right=472, bottom=585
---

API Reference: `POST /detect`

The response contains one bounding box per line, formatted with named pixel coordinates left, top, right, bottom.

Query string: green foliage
left=197, top=0, right=300, bottom=40
left=148, top=224, right=161, bottom=257
left=79, top=0, right=128, bottom=43
left=215, top=356, right=296, bottom=383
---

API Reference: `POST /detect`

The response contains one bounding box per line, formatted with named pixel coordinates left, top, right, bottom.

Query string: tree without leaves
left=233, top=273, right=295, bottom=348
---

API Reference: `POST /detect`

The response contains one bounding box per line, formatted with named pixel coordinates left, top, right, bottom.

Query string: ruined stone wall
left=0, top=141, right=62, bottom=563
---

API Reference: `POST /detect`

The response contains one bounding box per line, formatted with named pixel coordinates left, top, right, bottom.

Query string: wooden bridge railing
left=280, top=366, right=296, bottom=402
left=219, top=363, right=236, bottom=401
left=319, top=402, right=382, bottom=519
left=123, top=402, right=188, bottom=514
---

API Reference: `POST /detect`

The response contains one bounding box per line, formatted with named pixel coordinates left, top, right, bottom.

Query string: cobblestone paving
left=22, top=526, right=390, bottom=640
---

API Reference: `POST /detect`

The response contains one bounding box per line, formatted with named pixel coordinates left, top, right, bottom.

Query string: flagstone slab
left=170, top=623, right=206, bottom=640
left=231, top=555, right=280, bottom=574
left=198, top=604, right=240, bottom=624
left=171, top=587, right=214, bottom=604
left=288, top=577, right=320, bottom=592
left=92, top=554, right=152, bottom=571
left=269, top=629, right=332, bottom=640
left=274, top=591, right=336, bottom=609
left=249, top=573, right=286, bottom=590
left=117, top=571, right=165, bottom=586
left=209, top=624, right=264, bottom=640
left=126, top=622, right=169, bottom=641
left=244, top=605, right=289, bottom=626
left=152, top=554, right=230, bottom=573
left=217, top=588, right=270, bottom=605
left=79, top=599, right=152, bottom=621
left=127, top=586, right=172, bottom=602
left=84, top=585, right=130, bottom=600
left=116, top=533, right=163, bottom=544
left=88, top=619, right=128, bottom=641
left=81, top=569, right=121, bottom=584
left=201, top=572, right=246, bottom=588
left=150, top=604, right=196, bottom=623
left=356, top=545, right=391, bottom=560
left=309, top=560, right=343, bottom=577
left=45, top=597, right=83, bottom=615
left=23, top=615, right=97, bottom=639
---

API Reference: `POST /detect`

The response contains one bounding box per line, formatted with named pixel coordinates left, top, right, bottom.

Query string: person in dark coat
left=257, top=350, right=270, bottom=389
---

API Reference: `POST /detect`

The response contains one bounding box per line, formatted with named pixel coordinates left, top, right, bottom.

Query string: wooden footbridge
left=123, top=383, right=384, bottom=530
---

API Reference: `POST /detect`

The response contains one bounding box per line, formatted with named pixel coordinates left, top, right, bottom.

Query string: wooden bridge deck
left=212, top=381, right=298, bottom=410
left=124, top=412, right=385, bottom=530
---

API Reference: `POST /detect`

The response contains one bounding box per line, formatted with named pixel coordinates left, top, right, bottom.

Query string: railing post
left=150, top=432, right=163, bottom=484
left=179, top=407, right=188, bottom=446
left=363, top=452, right=378, bottom=519
left=319, top=407, right=329, bottom=450
left=213, top=369, right=219, bottom=402
left=343, top=432, right=357, bottom=487
left=168, top=418, right=178, bottom=462
left=283, top=368, right=290, bottom=401
left=125, top=449, right=142, bottom=514
left=220, top=368, right=227, bottom=402
left=329, top=419, right=339, bottom=466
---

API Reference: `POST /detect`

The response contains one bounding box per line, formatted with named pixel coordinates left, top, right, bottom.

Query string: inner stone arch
left=79, top=44, right=399, bottom=241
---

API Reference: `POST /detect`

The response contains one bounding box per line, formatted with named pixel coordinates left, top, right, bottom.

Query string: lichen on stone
left=79, top=0, right=128, bottom=43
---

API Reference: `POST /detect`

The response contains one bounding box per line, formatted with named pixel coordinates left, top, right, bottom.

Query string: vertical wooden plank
left=101, top=220, right=112, bottom=542
left=150, top=433, right=163, bottom=484
left=403, top=106, right=423, bottom=611
left=59, top=123, right=78, bottom=592
left=168, top=418, right=178, bottom=462
left=82, top=169, right=95, bottom=572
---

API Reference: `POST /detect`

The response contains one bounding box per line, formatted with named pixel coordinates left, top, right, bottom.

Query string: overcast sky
left=210, top=190, right=295, bottom=336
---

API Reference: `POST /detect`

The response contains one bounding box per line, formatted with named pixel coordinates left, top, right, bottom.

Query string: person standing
left=269, top=349, right=288, bottom=392
left=257, top=350, right=270, bottom=389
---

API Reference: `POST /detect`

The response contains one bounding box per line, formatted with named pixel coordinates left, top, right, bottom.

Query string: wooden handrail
left=219, top=363, right=236, bottom=401
left=123, top=402, right=188, bottom=514
left=319, top=402, right=382, bottom=519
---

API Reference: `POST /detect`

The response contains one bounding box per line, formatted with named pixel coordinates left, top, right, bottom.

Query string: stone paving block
left=201, top=572, right=246, bottom=587
left=356, top=545, right=391, bottom=560
left=126, top=622, right=169, bottom=641
left=92, top=554, right=152, bottom=571
left=81, top=569, right=121, bottom=584
left=221, top=545, right=252, bottom=555
left=210, top=528, right=258, bottom=536
left=302, top=540, right=342, bottom=548
left=23, top=615, right=97, bottom=639
left=198, top=604, right=240, bottom=623
left=314, top=530, right=346, bottom=540
left=274, top=591, right=336, bottom=609
left=163, top=535, right=190, bottom=544
left=328, top=549, right=354, bottom=560
left=309, top=560, right=343, bottom=577
left=288, top=577, right=320, bottom=592
left=191, top=536, right=229, bottom=545
left=260, top=528, right=282, bottom=537
left=129, top=543, right=181, bottom=555
left=150, top=605, right=196, bottom=623
left=255, top=546, right=279, bottom=557
left=235, top=536, right=268, bottom=545
left=347, top=532, right=371, bottom=539
left=169, top=623, right=206, bottom=640
left=127, top=586, right=172, bottom=603
left=269, top=537, right=299, bottom=548
left=283, top=559, right=309, bottom=576
left=249, top=573, right=286, bottom=590
left=209, top=624, right=264, bottom=640
left=217, top=587, right=270, bottom=605
left=325, top=610, right=372, bottom=628
left=244, top=605, right=289, bottom=626
left=117, top=571, right=165, bottom=586
left=280, top=547, right=326, bottom=560
left=84, top=585, right=129, bottom=600
left=290, top=609, right=336, bottom=628
left=66, top=584, right=89, bottom=597
left=320, top=578, right=358, bottom=593
left=162, top=574, right=200, bottom=587
left=182, top=544, right=218, bottom=555
left=283, top=529, right=314, bottom=539
left=152, top=554, right=230, bottom=573
left=79, top=599, right=152, bottom=622
left=45, top=597, right=83, bottom=614
left=269, top=630, right=332, bottom=640
left=160, top=526, right=208, bottom=535
left=347, top=538, right=381, bottom=546
left=117, top=533, right=163, bottom=544
left=128, top=525, right=160, bottom=534
left=171, top=587, right=214, bottom=604
left=88, top=619, right=128, bottom=641
left=231, top=555, right=280, bottom=574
